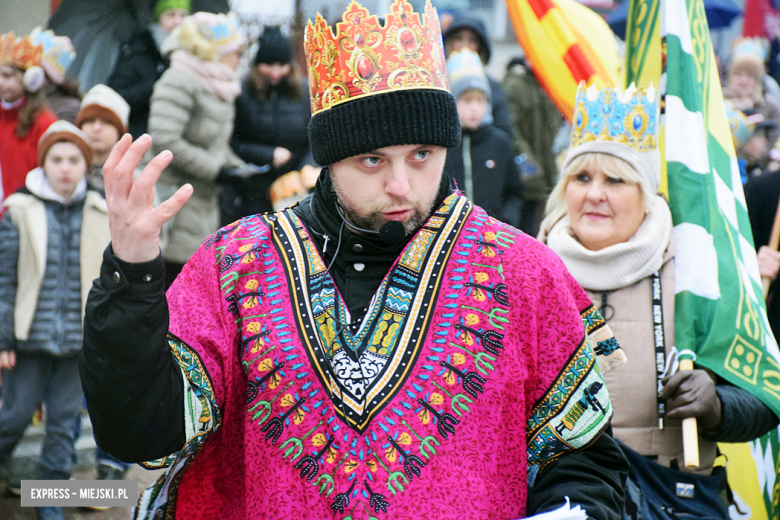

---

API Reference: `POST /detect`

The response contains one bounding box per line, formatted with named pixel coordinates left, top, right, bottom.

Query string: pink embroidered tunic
left=135, top=194, right=622, bottom=520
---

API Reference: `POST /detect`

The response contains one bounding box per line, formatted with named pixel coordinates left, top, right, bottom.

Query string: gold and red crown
left=0, top=32, right=43, bottom=71
left=304, top=0, right=450, bottom=116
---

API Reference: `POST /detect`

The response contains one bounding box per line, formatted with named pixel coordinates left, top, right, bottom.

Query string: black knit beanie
left=308, top=88, right=461, bottom=166
left=254, top=26, right=292, bottom=65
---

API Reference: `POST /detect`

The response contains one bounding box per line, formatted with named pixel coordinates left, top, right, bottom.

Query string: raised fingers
left=151, top=183, right=194, bottom=228
left=111, top=134, right=154, bottom=200
left=102, top=134, right=133, bottom=196
left=131, top=150, right=173, bottom=206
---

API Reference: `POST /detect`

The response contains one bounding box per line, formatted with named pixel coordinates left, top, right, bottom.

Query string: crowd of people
left=1, top=0, right=780, bottom=519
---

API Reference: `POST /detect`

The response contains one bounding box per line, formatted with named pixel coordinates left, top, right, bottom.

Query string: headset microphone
left=335, top=203, right=407, bottom=245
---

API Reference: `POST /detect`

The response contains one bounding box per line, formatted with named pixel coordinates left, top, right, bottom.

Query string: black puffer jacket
left=223, top=75, right=311, bottom=224
left=0, top=190, right=84, bottom=357
left=445, top=124, right=523, bottom=227
left=107, top=28, right=167, bottom=139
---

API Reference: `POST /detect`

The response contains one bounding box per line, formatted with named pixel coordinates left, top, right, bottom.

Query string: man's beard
left=339, top=202, right=430, bottom=236
left=332, top=180, right=436, bottom=237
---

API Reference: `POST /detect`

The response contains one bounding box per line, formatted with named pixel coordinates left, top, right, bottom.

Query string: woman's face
left=219, top=51, right=242, bottom=71
left=0, top=65, right=24, bottom=103
left=257, top=63, right=291, bottom=85
left=565, top=167, right=646, bottom=251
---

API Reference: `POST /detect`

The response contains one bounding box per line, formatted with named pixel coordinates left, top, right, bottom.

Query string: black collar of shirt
left=292, top=167, right=453, bottom=319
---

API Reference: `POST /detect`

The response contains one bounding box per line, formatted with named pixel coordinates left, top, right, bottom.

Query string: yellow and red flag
left=506, top=0, right=621, bottom=121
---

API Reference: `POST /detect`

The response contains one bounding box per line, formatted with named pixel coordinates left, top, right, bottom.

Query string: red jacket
left=0, top=100, right=57, bottom=202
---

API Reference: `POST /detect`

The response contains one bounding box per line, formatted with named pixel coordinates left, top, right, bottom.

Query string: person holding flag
left=538, top=82, right=779, bottom=518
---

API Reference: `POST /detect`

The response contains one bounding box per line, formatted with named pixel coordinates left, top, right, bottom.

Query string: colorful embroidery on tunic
left=135, top=196, right=624, bottom=519
left=265, top=194, right=472, bottom=433
left=581, top=304, right=627, bottom=374
left=525, top=325, right=613, bottom=486
left=136, top=335, right=219, bottom=520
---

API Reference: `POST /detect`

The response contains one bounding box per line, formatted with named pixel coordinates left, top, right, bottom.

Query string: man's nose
left=385, top=163, right=411, bottom=199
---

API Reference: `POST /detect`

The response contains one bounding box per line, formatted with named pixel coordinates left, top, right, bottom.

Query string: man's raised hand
left=104, top=134, right=192, bottom=263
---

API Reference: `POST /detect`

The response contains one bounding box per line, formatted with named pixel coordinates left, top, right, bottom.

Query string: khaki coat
left=148, top=66, right=243, bottom=264
left=585, top=238, right=718, bottom=474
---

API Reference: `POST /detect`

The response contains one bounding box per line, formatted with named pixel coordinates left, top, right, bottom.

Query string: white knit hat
left=76, top=84, right=130, bottom=135
left=38, top=120, right=93, bottom=168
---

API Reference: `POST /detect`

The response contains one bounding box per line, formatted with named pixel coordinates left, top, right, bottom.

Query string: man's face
left=330, top=144, right=447, bottom=236
left=80, top=117, right=120, bottom=157
left=43, top=142, right=87, bottom=201
left=444, top=28, right=481, bottom=58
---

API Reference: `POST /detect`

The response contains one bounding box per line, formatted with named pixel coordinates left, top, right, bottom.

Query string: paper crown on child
left=304, top=0, right=450, bottom=116
left=0, top=31, right=43, bottom=71
left=304, top=0, right=460, bottom=166
left=446, top=48, right=490, bottom=101
left=29, top=27, right=75, bottom=85
left=564, top=82, right=661, bottom=194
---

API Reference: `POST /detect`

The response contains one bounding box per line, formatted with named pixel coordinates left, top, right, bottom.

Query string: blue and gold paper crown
left=570, top=83, right=657, bottom=153
left=29, top=27, right=75, bottom=85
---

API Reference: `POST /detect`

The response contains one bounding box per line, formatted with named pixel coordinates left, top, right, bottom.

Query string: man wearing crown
left=79, top=2, right=628, bottom=519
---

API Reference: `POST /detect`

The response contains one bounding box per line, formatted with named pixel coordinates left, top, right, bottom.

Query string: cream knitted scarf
left=545, top=195, right=672, bottom=291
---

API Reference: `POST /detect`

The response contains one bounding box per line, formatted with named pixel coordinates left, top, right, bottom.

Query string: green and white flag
left=663, top=0, right=780, bottom=515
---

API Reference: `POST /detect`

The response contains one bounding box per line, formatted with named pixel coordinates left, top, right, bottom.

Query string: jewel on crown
left=570, top=82, right=658, bottom=153
left=304, top=0, right=450, bottom=115
left=0, top=32, right=43, bottom=71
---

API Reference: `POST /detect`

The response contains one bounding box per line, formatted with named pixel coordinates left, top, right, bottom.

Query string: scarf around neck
left=169, top=49, right=241, bottom=102
left=545, top=194, right=672, bottom=291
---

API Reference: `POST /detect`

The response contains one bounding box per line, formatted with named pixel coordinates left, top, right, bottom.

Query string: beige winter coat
left=586, top=237, right=718, bottom=474
left=148, top=66, right=243, bottom=264
left=5, top=190, right=110, bottom=340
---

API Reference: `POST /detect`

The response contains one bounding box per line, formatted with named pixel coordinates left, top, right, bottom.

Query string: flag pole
left=679, top=358, right=700, bottom=467
left=762, top=197, right=780, bottom=298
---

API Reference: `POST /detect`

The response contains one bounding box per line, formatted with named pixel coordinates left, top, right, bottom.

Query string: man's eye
left=414, top=150, right=430, bottom=160
left=362, top=157, right=381, bottom=166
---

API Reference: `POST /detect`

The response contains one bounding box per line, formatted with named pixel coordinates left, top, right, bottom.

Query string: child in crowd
left=0, top=31, right=57, bottom=205
left=0, top=121, right=111, bottom=520
left=30, top=27, right=80, bottom=124
left=76, top=84, right=130, bottom=192
left=444, top=48, right=524, bottom=227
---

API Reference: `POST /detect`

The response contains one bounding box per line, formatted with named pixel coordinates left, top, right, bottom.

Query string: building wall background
left=0, top=0, right=50, bottom=35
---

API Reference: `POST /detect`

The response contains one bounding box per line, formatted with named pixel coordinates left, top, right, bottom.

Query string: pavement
left=0, top=465, right=164, bottom=520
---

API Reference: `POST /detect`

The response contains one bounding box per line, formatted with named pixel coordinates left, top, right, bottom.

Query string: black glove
left=661, top=369, right=722, bottom=431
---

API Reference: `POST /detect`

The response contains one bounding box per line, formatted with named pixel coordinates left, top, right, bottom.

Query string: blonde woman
left=539, top=84, right=777, bottom=519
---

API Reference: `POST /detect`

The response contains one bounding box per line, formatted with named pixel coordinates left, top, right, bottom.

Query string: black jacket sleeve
left=79, top=245, right=185, bottom=463
left=701, top=383, right=779, bottom=443
left=527, top=429, right=628, bottom=520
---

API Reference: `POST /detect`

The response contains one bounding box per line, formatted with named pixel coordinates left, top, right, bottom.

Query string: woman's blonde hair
left=539, top=152, right=655, bottom=238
